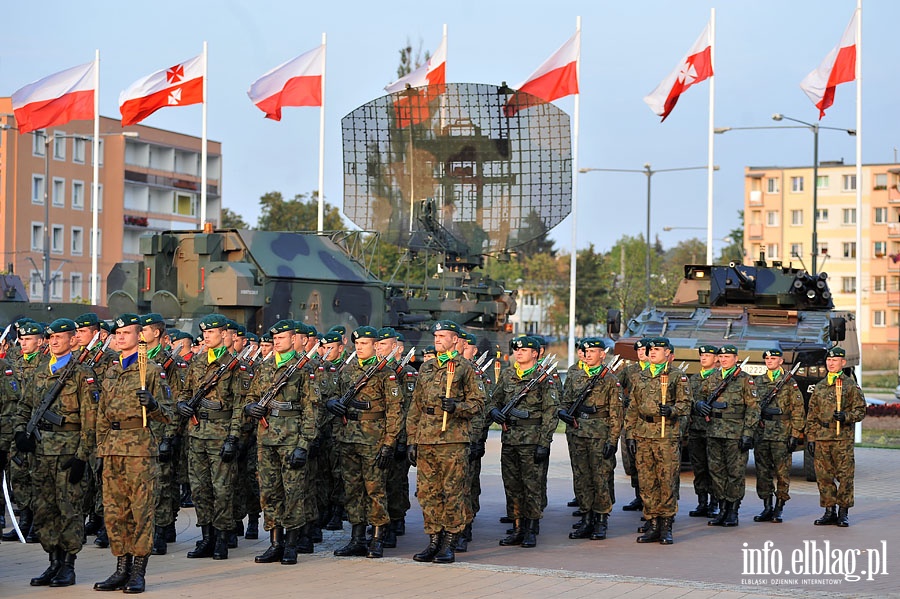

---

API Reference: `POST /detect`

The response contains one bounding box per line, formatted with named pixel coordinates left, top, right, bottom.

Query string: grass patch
left=861, top=373, right=897, bottom=389
left=860, top=415, right=900, bottom=449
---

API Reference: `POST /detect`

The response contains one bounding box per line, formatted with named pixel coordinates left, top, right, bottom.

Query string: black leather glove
left=557, top=409, right=575, bottom=426
left=308, top=436, right=321, bottom=459
left=176, top=401, right=195, bottom=419
left=441, top=397, right=457, bottom=413
left=787, top=436, right=800, bottom=452
left=289, top=447, right=308, bottom=470
left=137, top=389, right=158, bottom=411
left=237, top=439, right=250, bottom=461
left=375, top=444, right=393, bottom=469
left=533, top=445, right=550, bottom=463
left=475, top=440, right=486, bottom=459
left=14, top=431, right=36, bottom=453
left=738, top=435, right=754, bottom=451
left=244, top=402, right=268, bottom=419
left=468, top=442, right=479, bottom=463
left=325, top=398, right=346, bottom=417
left=407, top=444, right=418, bottom=467
left=694, top=401, right=712, bottom=417
left=659, top=403, right=673, bottom=417
left=488, top=407, right=506, bottom=425
left=807, top=441, right=815, bottom=457
left=62, top=456, right=87, bottom=484
left=158, top=436, right=175, bottom=462
left=0, top=449, right=7, bottom=468
left=601, top=441, right=616, bottom=460
left=626, top=438, right=637, bottom=457
left=833, top=410, right=847, bottom=423
left=394, top=441, right=408, bottom=462
left=219, top=435, right=239, bottom=463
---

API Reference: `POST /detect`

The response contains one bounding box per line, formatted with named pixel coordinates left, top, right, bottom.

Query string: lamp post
left=580, top=164, right=714, bottom=308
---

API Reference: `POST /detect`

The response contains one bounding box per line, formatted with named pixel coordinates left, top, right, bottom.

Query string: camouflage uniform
left=386, top=362, right=416, bottom=529
left=753, top=369, right=805, bottom=503
left=0, top=357, right=21, bottom=526
left=618, top=360, right=646, bottom=504
left=316, top=353, right=347, bottom=526
left=687, top=367, right=716, bottom=516
left=232, top=355, right=261, bottom=536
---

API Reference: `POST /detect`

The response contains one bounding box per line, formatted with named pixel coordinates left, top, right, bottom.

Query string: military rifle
left=758, top=362, right=801, bottom=427
left=185, top=345, right=252, bottom=425
left=705, top=356, right=751, bottom=413
left=393, top=347, right=416, bottom=375
left=258, top=341, right=320, bottom=428
left=560, top=355, right=623, bottom=429
left=86, top=336, right=114, bottom=371
left=497, top=356, right=559, bottom=432
left=331, top=346, right=399, bottom=424
left=160, top=346, right=189, bottom=370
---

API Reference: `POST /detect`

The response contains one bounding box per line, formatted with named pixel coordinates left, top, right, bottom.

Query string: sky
left=2, top=0, right=889, bottom=258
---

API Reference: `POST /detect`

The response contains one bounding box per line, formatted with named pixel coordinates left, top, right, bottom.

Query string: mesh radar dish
left=341, top=82, right=572, bottom=266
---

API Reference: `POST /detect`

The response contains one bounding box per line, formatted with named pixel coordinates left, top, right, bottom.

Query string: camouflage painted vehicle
left=610, top=259, right=860, bottom=480
left=0, top=273, right=109, bottom=326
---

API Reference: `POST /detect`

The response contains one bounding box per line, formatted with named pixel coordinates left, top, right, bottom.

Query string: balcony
left=889, top=223, right=900, bottom=238
left=888, top=291, right=900, bottom=307
left=749, top=190, right=763, bottom=206
left=747, top=223, right=764, bottom=240
left=889, top=184, right=900, bottom=204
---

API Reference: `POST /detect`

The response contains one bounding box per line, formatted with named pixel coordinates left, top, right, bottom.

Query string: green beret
left=647, top=337, right=672, bottom=349
left=234, top=324, right=247, bottom=337
left=306, top=325, right=318, bottom=337
left=74, top=312, right=100, bottom=328
left=269, top=320, right=295, bottom=335
left=717, top=344, right=739, bottom=355
left=431, top=320, right=461, bottom=334
left=115, top=313, right=141, bottom=329
left=423, top=345, right=436, bottom=355
left=465, top=332, right=477, bottom=346
left=245, top=332, right=259, bottom=343
left=396, top=332, right=406, bottom=343
left=293, top=321, right=310, bottom=335
left=532, top=335, right=547, bottom=347
left=260, top=333, right=273, bottom=343
left=14, top=317, right=35, bottom=330
left=634, top=338, right=652, bottom=351
left=140, top=313, right=165, bottom=326
left=762, top=348, right=783, bottom=358
left=826, top=346, right=846, bottom=358
left=329, top=325, right=347, bottom=336
left=47, top=318, right=77, bottom=334
left=225, top=319, right=239, bottom=331
left=352, top=326, right=378, bottom=341
left=377, top=327, right=398, bottom=340
left=168, top=329, right=191, bottom=342
left=99, top=321, right=112, bottom=333
left=198, top=314, right=227, bottom=331
left=697, top=344, right=719, bottom=355
left=511, top=336, right=539, bottom=350
left=194, top=335, right=204, bottom=345
left=322, top=331, right=342, bottom=344
left=582, top=337, right=607, bottom=350
left=19, top=322, right=44, bottom=336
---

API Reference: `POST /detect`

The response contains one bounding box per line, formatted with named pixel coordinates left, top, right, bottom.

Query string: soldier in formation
left=617, top=338, right=649, bottom=513
left=686, top=345, right=719, bottom=519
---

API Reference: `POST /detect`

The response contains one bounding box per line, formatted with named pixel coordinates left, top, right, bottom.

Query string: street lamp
left=580, top=164, right=715, bottom=308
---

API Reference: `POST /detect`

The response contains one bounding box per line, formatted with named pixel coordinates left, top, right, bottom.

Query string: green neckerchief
left=721, top=365, right=737, bottom=379
left=146, top=344, right=163, bottom=361
left=208, top=346, right=228, bottom=364
left=24, top=351, right=39, bottom=362
left=275, top=350, right=296, bottom=368
left=639, top=360, right=649, bottom=370
left=329, top=350, right=347, bottom=366
left=583, top=362, right=603, bottom=377
left=514, top=361, right=537, bottom=379
left=700, top=367, right=716, bottom=378
left=767, top=368, right=783, bottom=383
left=827, top=371, right=841, bottom=385
left=649, top=363, right=667, bottom=377
left=359, top=355, right=378, bottom=368
left=437, top=350, right=458, bottom=366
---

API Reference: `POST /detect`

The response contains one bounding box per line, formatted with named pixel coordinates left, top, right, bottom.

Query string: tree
left=257, top=191, right=344, bottom=231
left=660, top=238, right=708, bottom=303
left=220, top=207, right=250, bottom=229
left=396, top=38, right=430, bottom=79
left=717, top=210, right=745, bottom=264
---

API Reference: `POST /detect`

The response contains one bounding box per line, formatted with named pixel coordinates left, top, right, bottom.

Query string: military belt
left=269, top=400, right=296, bottom=410
left=200, top=399, right=224, bottom=410
left=579, top=410, right=610, bottom=419
left=197, top=409, right=233, bottom=421
left=110, top=418, right=144, bottom=430
left=37, top=421, right=80, bottom=432
left=424, top=407, right=446, bottom=415
left=345, top=411, right=386, bottom=421
left=818, top=420, right=837, bottom=429
left=642, top=415, right=661, bottom=423
left=507, top=418, right=541, bottom=426
left=269, top=409, right=302, bottom=417
left=711, top=412, right=743, bottom=420
left=762, top=413, right=789, bottom=421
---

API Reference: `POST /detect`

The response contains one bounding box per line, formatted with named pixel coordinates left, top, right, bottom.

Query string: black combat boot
left=255, top=527, right=284, bottom=563
left=94, top=554, right=132, bottom=591
left=707, top=497, right=721, bottom=519
left=499, top=519, right=525, bottom=546
left=94, top=524, right=109, bottom=548
left=499, top=515, right=514, bottom=524
left=366, top=524, right=386, bottom=558
left=392, top=517, right=406, bottom=537
left=227, top=528, right=239, bottom=549
left=723, top=500, right=740, bottom=527
left=658, top=517, right=674, bottom=545
left=836, top=507, right=850, bottom=527
left=151, top=525, right=167, bottom=556
left=455, top=523, right=471, bottom=552
left=123, top=555, right=148, bottom=594
left=637, top=518, right=652, bottom=533
left=212, top=528, right=229, bottom=560
left=180, top=484, right=193, bottom=508
left=636, top=517, right=661, bottom=543
left=433, top=531, right=458, bottom=563
left=567, top=497, right=579, bottom=507
left=771, top=499, right=786, bottom=523
left=281, top=528, right=300, bottom=565
left=30, top=548, right=63, bottom=586
left=571, top=508, right=585, bottom=517
left=569, top=511, right=595, bottom=539
left=164, top=522, right=176, bottom=543
left=571, top=511, right=587, bottom=530
left=296, top=523, right=314, bottom=554
left=310, top=523, right=323, bottom=544
left=334, top=523, right=368, bottom=557
left=382, top=521, right=398, bottom=548
left=84, top=513, right=103, bottom=536
left=622, top=487, right=643, bottom=511
left=245, top=513, right=260, bottom=539
left=753, top=495, right=774, bottom=522
left=49, top=552, right=76, bottom=587
left=3, top=507, right=32, bottom=541
left=520, top=519, right=538, bottom=548
left=325, top=505, right=343, bottom=531
left=590, top=513, right=609, bottom=541
left=235, top=520, right=245, bottom=537
left=187, top=525, right=214, bottom=558
left=413, top=532, right=443, bottom=562
left=814, top=506, right=838, bottom=526
left=689, top=493, right=709, bottom=517
left=709, top=501, right=731, bottom=526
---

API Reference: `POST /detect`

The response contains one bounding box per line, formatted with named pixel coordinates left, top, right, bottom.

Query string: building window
left=816, top=208, right=829, bottom=223
left=874, top=275, right=887, bottom=292
left=842, top=208, right=856, bottom=225
left=817, top=242, right=829, bottom=256
left=791, top=176, right=804, bottom=192
left=49, top=273, right=62, bottom=301
left=51, top=225, right=64, bottom=254
left=842, top=242, right=856, bottom=259
left=875, top=241, right=887, bottom=257
left=91, top=184, right=103, bottom=212
left=875, top=173, right=888, bottom=189
left=841, top=277, right=856, bottom=293
left=842, top=174, right=857, bottom=191
left=791, top=210, right=803, bottom=226
left=790, top=243, right=803, bottom=259
left=70, top=272, right=83, bottom=302
left=53, top=133, right=66, bottom=160
left=766, top=244, right=779, bottom=260
left=766, top=211, right=779, bottom=226
left=32, top=130, right=46, bottom=156
left=875, top=207, right=888, bottom=224
left=52, top=177, right=65, bottom=207
left=96, top=138, right=104, bottom=166
left=32, top=174, right=45, bottom=204
left=29, top=271, right=42, bottom=299
left=71, top=227, right=84, bottom=256
left=174, top=193, right=196, bottom=216
left=73, top=137, right=86, bottom=163
left=72, top=180, right=84, bottom=210
left=817, top=175, right=829, bottom=189
left=31, top=223, right=43, bottom=251
left=90, top=228, right=102, bottom=257
left=767, top=178, right=779, bottom=193
left=874, top=310, right=886, bottom=327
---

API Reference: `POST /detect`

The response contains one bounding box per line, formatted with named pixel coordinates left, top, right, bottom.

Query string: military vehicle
left=609, top=257, right=859, bottom=480
left=0, top=271, right=109, bottom=327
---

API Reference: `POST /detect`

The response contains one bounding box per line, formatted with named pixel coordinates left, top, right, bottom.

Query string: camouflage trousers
left=755, top=438, right=792, bottom=501
left=83, top=454, right=103, bottom=517
left=188, top=437, right=236, bottom=531
left=5, top=453, right=33, bottom=510
left=570, top=435, right=616, bottom=514
left=386, top=451, right=411, bottom=521
left=175, top=434, right=190, bottom=486
left=500, top=444, right=546, bottom=520
left=233, top=437, right=261, bottom=524
left=465, top=452, right=482, bottom=517
left=813, top=439, right=856, bottom=508
left=339, top=442, right=389, bottom=526
left=687, top=431, right=713, bottom=496
left=317, top=434, right=343, bottom=509
left=620, top=437, right=639, bottom=488
left=257, top=444, right=315, bottom=530
left=103, top=455, right=159, bottom=557
left=635, top=437, right=680, bottom=518
left=416, top=443, right=471, bottom=534
left=707, top=437, right=749, bottom=503
left=154, top=457, right=178, bottom=527
left=32, top=453, right=87, bottom=554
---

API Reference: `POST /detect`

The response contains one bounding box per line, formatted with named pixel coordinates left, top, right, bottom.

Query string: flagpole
left=90, top=49, right=100, bottom=305
left=200, top=40, right=208, bottom=230
left=317, top=32, right=327, bottom=234
left=706, top=8, right=716, bottom=265
left=567, top=16, right=581, bottom=365
left=854, top=0, right=863, bottom=443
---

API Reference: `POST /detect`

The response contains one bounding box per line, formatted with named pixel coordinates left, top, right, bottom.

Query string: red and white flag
left=644, top=23, right=713, bottom=122
left=504, top=30, right=580, bottom=117
left=119, top=54, right=204, bottom=126
left=12, top=62, right=96, bottom=134
left=384, top=35, right=447, bottom=93
left=800, top=10, right=858, bottom=119
left=248, top=45, right=325, bottom=121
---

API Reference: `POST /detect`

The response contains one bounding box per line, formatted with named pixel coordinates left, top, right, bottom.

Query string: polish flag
left=11, top=62, right=96, bottom=134
left=248, top=45, right=325, bottom=121
left=800, top=11, right=858, bottom=119
left=504, top=31, right=580, bottom=117
left=384, top=35, right=447, bottom=93
left=119, top=54, right=204, bottom=126
left=644, top=23, right=713, bottom=122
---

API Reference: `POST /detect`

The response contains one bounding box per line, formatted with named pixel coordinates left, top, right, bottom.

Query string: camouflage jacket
left=334, top=359, right=403, bottom=447
left=245, top=354, right=318, bottom=449
left=624, top=366, right=691, bottom=440
left=688, top=370, right=714, bottom=433
left=806, top=373, right=866, bottom=442
left=178, top=350, right=244, bottom=440
left=0, top=357, right=21, bottom=452
left=699, top=369, right=759, bottom=440
left=753, top=371, right=805, bottom=441
left=15, top=354, right=98, bottom=461
left=392, top=361, right=418, bottom=445
left=618, top=361, right=646, bottom=408
left=407, top=355, right=484, bottom=446
left=13, top=351, right=47, bottom=401
left=489, top=366, right=559, bottom=448
left=97, top=355, right=172, bottom=457
left=150, top=344, right=187, bottom=439
left=561, top=365, right=623, bottom=443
